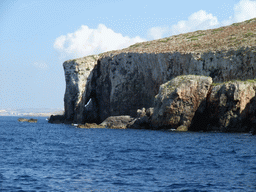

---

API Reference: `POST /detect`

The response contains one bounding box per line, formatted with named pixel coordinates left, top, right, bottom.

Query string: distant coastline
left=0, top=108, right=64, bottom=117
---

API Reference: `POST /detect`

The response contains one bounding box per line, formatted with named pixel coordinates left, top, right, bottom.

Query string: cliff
left=55, top=18, right=256, bottom=133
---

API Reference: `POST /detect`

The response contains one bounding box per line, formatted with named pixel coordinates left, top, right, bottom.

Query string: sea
left=0, top=116, right=256, bottom=192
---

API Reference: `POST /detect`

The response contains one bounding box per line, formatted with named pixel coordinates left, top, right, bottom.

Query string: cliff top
left=99, top=18, right=256, bottom=57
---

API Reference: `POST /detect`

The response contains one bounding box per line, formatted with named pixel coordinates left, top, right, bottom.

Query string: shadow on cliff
left=240, top=94, right=256, bottom=134
left=189, top=85, right=256, bottom=133
left=82, top=60, right=102, bottom=124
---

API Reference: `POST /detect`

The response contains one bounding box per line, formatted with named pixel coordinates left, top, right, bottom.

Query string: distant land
left=0, top=108, right=64, bottom=117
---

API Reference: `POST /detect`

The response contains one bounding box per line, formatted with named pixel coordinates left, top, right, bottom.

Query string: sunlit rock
left=151, top=75, right=212, bottom=130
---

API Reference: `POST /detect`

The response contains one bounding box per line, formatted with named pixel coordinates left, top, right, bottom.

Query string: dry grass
left=100, top=18, right=256, bottom=57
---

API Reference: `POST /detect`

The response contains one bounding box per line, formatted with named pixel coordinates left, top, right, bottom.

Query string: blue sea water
left=0, top=116, right=256, bottom=192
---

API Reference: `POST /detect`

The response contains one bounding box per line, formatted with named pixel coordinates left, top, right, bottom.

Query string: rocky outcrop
left=199, top=80, right=256, bottom=132
left=77, top=123, right=105, bottom=129
left=63, top=47, right=256, bottom=125
left=127, top=108, right=153, bottom=129
left=100, top=116, right=134, bottom=129
left=151, top=75, right=212, bottom=130
left=62, top=76, right=256, bottom=133
left=18, top=118, right=38, bottom=123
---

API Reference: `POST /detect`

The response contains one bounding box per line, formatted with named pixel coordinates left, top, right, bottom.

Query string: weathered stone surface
left=151, top=75, right=212, bottom=130
left=203, top=80, right=256, bottom=132
left=77, top=123, right=105, bottom=129
left=100, top=116, right=134, bottom=129
left=176, top=125, right=188, bottom=132
left=137, top=108, right=146, bottom=118
left=127, top=107, right=154, bottom=129
left=63, top=47, right=256, bottom=124
left=18, top=118, right=37, bottom=123
left=63, top=55, right=99, bottom=123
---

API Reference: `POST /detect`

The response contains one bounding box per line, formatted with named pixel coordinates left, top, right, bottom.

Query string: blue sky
left=0, top=0, right=256, bottom=110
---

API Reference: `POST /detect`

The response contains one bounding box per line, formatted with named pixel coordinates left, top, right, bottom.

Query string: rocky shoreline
left=49, top=19, right=256, bottom=135
left=49, top=75, right=256, bottom=135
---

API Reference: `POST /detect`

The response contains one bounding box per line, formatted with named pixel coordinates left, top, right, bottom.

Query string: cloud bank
left=54, top=24, right=145, bottom=58
left=54, top=0, right=256, bottom=58
left=148, top=0, right=256, bottom=39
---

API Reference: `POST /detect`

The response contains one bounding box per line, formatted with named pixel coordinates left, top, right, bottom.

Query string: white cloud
left=233, top=0, right=256, bottom=22
left=147, top=10, right=219, bottom=40
left=54, top=24, right=146, bottom=58
left=171, top=10, right=219, bottom=35
left=222, top=0, right=256, bottom=25
left=147, top=0, right=256, bottom=40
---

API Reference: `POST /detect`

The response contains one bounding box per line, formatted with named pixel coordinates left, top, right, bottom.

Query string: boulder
left=176, top=125, right=188, bottom=132
left=100, top=116, right=134, bottom=129
left=127, top=107, right=154, bottom=129
left=151, top=75, right=212, bottom=130
left=137, top=108, right=146, bottom=118
left=205, top=80, right=256, bottom=132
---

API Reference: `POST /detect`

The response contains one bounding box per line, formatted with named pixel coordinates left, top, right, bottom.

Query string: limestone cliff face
left=63, top=47, right=256, bottom=123
left=63, top=55, right=99, bottom=123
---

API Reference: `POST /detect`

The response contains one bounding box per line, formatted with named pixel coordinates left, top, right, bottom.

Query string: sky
left=0, top=0, right=256, bottom=111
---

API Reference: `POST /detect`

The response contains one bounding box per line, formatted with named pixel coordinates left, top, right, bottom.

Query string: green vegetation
left=86, top=67, right=90, bottom=71
left=245, top=18, right=256, bottom=23
left=212, top=27, right=224, bottom=33
left=159, top=37, right=172, bottom=43
left=129, top=43, right=141, bottom=48
left=187, top=33, right=206, bottom=39
left=228, top=37, right=236, bottom=41
left=144, top=43, right=151, bottom=47
left=212, top=78, right=256, bottom=87
left=212, top=82, right=221, bottom=86
left=231, top=23, right=240, bottom=27
left=245, top=79, right=256, bottom=83
left=193, top=44, right=201, bottom=48
left=244, top=32, right=255, bottom=38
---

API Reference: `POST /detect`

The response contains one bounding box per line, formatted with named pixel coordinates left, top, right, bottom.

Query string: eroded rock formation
left=63, top=47, right=256, bottom=125
left=63, top=55, right=99, bottom=123
left=151, top=75, right=212, bottom=130
left=204, top=80, right=256, bottom=132
left=18, top=118, right=38, bottom=123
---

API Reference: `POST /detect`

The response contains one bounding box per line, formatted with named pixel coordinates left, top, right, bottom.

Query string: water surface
left=0, top=116, right=255, bottom=191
